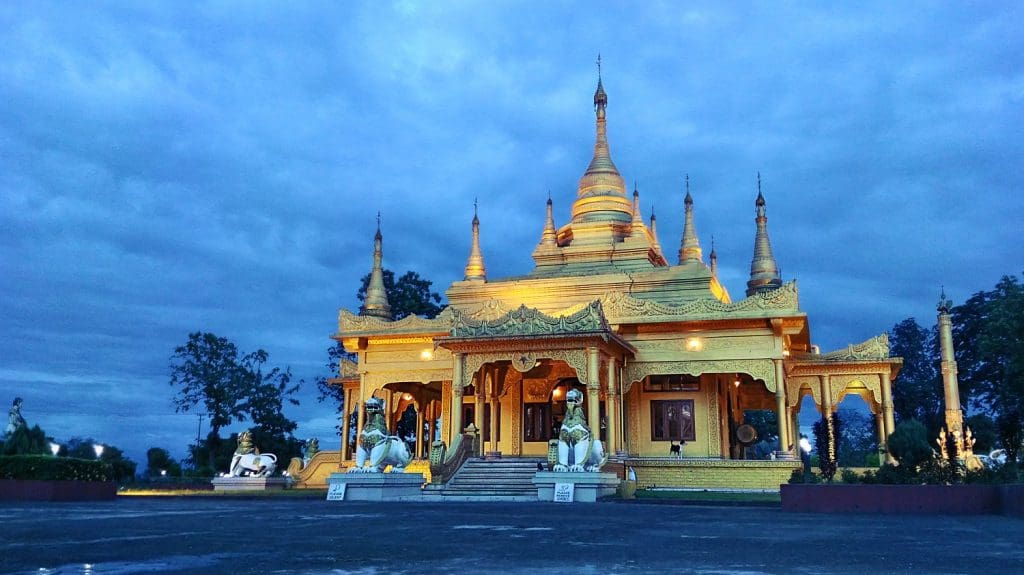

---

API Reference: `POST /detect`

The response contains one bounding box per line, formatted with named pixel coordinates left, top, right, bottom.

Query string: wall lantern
left=685, top=337, right=703, bottom=352
left=420, top=349, right=434, bottom=360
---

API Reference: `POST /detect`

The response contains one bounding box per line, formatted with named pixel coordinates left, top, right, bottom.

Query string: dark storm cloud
left=1, top=2, right=1021, bottom=464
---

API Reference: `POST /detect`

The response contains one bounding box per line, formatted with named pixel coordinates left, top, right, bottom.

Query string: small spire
left=593, top=53, right=607, bottom=114
left=678, top=174, right=703, bottom=264
left=360, top=213, right=392, bottom=320
left=710, top=235, right=718, bottom=277
left=746, top=174, right=782, bottom=296
left=649, top=205, right=663, bottom=255
left=540, top=193, right=557, bottom=246
left=464, top=202, right=487, bottom=281
left=937, top=285, right=953, bottom=313
left=631, top=181, right=644, bottom=226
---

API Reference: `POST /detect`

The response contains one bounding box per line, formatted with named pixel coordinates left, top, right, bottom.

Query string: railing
left=429, top=432, right=479, bottom=485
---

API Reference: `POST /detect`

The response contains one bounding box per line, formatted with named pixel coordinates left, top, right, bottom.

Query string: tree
left=889, top=318, right=943, bottom=432
left=836, top=409, right=878, bottom=467
left=954, top=273, right=1024, bottom=461
left=146, top=447, right=182, bottom=478
left=357, top=269, right=445, bottom=320
left=169, top=332, right=248, bottom=467
left=240, top=349, right=303, bottom=462
left=63, top=437, right=136, bottom=482
left=314, top=341, right=354, bottom=435
left=887, top=420, right=932, bottom=469
left=1, top=424, right=49, bottom=456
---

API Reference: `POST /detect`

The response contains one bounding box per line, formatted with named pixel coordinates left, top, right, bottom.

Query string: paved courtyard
left=1, top=497, right=1023, bottom=574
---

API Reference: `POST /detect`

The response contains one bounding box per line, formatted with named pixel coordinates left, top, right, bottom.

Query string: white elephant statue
left=348, top=397, right=412, bottom=473
left=553, top=388, right=607, bottom=472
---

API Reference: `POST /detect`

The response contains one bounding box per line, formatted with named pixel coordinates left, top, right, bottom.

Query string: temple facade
left=320, top=75, right=903, bottom=490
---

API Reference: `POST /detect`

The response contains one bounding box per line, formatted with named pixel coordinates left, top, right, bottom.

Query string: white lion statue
left=228, top=430, right=278, bottom=477
left=348, top=397, right=411, bottom=473
left=554, top=388, right=607, bottom=472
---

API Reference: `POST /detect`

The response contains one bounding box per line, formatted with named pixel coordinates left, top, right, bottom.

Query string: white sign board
left=326, top=482, right=347, bottom=501
left=553, top=482, right=575, bottom=503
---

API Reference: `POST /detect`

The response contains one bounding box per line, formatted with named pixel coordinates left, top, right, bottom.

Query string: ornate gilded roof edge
left=600, top=280, right=799, bottom=323
left=450, top=300, right=609, bottom=339
left=815, top=333, right=891, bottom=362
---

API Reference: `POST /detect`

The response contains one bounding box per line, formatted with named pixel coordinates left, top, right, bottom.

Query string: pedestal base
left=326, top=472, right=424, bottom=501
left=532, top=471, right=620, bottom=503
left=211, top=476, right=289, bottom=492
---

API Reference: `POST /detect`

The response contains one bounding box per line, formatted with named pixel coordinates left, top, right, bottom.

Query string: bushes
left=887, top=420, right=933, bottom=468
left=0, top=455, right=111, bottom=481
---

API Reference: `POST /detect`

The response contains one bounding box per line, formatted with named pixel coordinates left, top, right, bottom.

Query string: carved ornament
left=600, top=280, right=799, bottom=323
left=622, top=359, right=776, bottom=394
left=450, top=301, right=609, bottom=339
left=818, top=333, right=890, bottom=361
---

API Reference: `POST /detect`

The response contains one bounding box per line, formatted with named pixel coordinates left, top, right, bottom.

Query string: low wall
left=625, top=458, right=800, bottom=491
left=0, top=480, right=117, bottom=501
left=1000, top=484, right=1024, bottom=518
left=781, top=484, right=1005, bottom=514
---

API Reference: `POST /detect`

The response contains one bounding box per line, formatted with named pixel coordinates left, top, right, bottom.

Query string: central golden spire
left=570, top=57, right=632, bottom=228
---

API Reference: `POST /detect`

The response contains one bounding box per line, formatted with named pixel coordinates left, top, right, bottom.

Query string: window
left=644, top=374, right=700, bottom=392
left=650, top=399, right=696, bottom=442
left=523, top=402, right=551, bottom=442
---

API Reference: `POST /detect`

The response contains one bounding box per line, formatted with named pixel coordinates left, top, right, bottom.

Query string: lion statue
left=553, top=388, right=606, bottom=472
left=228, top=430, right=277, bottom=477
left=348, top=397, right=411, bottom=473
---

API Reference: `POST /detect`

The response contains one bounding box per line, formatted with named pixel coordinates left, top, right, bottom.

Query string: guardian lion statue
left=228, top=430, right=277, bottom=477
left=348, top=397, right=411, bottom=473
left=554, top=388, right=607, bottom=472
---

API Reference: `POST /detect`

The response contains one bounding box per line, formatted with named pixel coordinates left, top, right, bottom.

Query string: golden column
left=415, top=404, right=424, bottom=459
left=587, top=347, right=601, bottom=436
left=355, top=374, right=366, bottom=449
left=937, top=290, right=964, bottom=437
left=606, top=357, right=618, bottom=455
left=474, top=371, right=485, bottom=442
left=773, top=359, right=790, bottom=452
left=489, top=367, right=500, bottom=455
left=874, top=412, right=886, bottom=468
left=880, top=371, right=896, bottom=463
left=340, top=387, right=352, bottom=461
left=820, top=374, right=835, bottom=459
left=450, top=353, right=464, bottom=443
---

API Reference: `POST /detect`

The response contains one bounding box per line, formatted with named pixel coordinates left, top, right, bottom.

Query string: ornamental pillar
left=821, top=374, right=836, bottom=463
left=474, top=372, right=485, bottom=442
left=415, top=403, right=425, bottom=459
left=587, top=347, right=601, bottom=437
left=427, top=401, right=437, bottom=447
left=938, top=296, right=964, bottom=436
left=340, top=387, right=352, bottom=461
left=774, top=359, right=790, bottom=452
left=451, top=353, right=464, bottom=442
left=489, top=367, right=500, bottom=455
left=874, top=412, right=886, bottom=468
left=880, top=371, right=896, bottom=464
left=355, top=374, right=366, bottom=450
left=606, top=357, right=618, bottom=455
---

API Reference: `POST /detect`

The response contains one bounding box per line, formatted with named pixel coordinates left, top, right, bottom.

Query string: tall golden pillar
left=451, top=353, right=464, bottom=443
left=937, top=290, right=964, bottom=437
left=340, top=387, right=352, bottom=461
left=880, top=371, right=895, bottom=463
left=355, top=374, right=366, bottom=449
left=606, top=357, right=618, bottom=455
left=489, top=369, right=500, bottom=456
left=587, top=347, right=601, bottom=436
left=474, top=372, right=485, bottom=443
left=774, top=359, right=790, bottom=453
left=415, top=406, right=424, bottom=459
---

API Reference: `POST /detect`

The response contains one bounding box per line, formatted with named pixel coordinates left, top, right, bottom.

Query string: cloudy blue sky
left=1, top=2, right=1021, bottom=465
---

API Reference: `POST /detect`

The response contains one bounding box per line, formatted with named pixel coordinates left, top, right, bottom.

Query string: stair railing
left=428, top=429, right=480, bottom=485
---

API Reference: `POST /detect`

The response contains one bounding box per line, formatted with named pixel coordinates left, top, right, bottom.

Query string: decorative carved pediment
left=450, top=301, right=609, bottom=339
left=338, top=307, right=453, bottom=335
left=340, top=358, right=358, bottom=378
left=601, top=280, right=799, bottom=323
left=818, top=333, right=890, bottom=361
left=623, top=359, right=776, bottom=394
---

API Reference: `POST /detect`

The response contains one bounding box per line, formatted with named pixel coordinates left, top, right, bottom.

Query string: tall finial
left=746, top=175, right=782, bottom=296
left=597, top=53, right=602, bottom=80
left=360, top=214, right=392, bottom=320
left=540, top=193, right=557, bottom=246
left=678, top=174, right=703, bottom=264
left=631, top=181, right=644, bottom=226
left=464, top=202, right=486, bottom=281
left=937, top=285, right=953, bottom=313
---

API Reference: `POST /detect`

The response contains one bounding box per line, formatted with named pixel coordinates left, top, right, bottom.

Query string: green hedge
left=0, top=455, right=112, bottom=481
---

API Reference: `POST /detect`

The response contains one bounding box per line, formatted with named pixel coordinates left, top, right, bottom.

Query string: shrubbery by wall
left=0, top=455, right=111, bottom=481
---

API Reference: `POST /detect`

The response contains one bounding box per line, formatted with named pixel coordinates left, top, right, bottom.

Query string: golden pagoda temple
left=303, top=72, right=903, bottom=491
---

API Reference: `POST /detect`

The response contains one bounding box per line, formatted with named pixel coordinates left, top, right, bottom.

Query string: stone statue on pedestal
left=553, top=389, right=607, bottom=472
left=5, top=397, right=26, bottom=438
left=348, top=397, right=411, bottom=473
left=228, top=430, right=278, bottom=477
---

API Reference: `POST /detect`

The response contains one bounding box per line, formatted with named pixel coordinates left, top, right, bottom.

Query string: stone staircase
left=434, top=457, right=545, bottom=501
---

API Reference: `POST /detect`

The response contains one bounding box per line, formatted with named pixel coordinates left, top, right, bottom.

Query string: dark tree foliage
left=813, top=413, right=841, bottom=482
left=0, top=424, right=49, bottom=456
left=145, top=447, right=182, bottom=477
left=168, top=333, right=248, bottom=448
left=63, top=437, right=136, bottom=482
left=357, top=269, right=445, bottom=320
left=314, top=341, right=356, bottom=435
left=837, top=409, right=878, bottom=467
left=887, top=419, right=933, bottom=469
left=889, top=318, right=942, bottom=432
left=170, top=332, right=302, bottom=470
left=965, top=413, right=998, bottom=454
